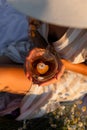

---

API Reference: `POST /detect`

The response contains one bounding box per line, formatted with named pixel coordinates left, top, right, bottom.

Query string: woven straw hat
left=7, top=0, right=87, bottom=28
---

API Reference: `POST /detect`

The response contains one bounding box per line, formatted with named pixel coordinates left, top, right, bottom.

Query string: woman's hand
left=25, top=48, right=45, bottom=81
left=25, top=48, right=65, bottom=86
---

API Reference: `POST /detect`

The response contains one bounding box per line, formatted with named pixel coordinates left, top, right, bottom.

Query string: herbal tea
left=26, top=48, right=58, bottom=83
left=31, top=55, right=58, bottom=83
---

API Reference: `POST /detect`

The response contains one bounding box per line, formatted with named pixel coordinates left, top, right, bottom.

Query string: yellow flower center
left=36, top=62, right=49, bottom=74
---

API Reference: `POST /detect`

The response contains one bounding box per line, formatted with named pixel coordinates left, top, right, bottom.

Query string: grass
left=0, top=115, right=66, bottom=130
left=0, top=100, right=87, bottom=130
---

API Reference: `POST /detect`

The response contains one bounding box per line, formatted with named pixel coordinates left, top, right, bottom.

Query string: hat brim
left=7, top=0, right=87, bottom=28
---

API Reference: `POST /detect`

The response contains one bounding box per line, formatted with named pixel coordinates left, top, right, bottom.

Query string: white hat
left=7, top=0, right=87, bottom=28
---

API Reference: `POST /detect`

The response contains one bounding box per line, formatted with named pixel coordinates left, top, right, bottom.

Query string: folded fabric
left=0, top=0, right=28, bottom=52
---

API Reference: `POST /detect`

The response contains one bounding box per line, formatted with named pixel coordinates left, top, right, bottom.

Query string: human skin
left=0, top=56, right=87, bottom=94
left=0, top=24, right=87, bottom=93
left=25, top=48, right=87, bottom=86
left=0, top=47, right=86, bottom=92
left=0, top=64, right=32, bottom=94
left=62, top=59, right=87, bottom=76
left=25, top=47, right=65, bottom=86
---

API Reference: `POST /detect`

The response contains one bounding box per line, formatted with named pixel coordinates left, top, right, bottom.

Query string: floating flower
left=36, top=62, right=49, bottom=74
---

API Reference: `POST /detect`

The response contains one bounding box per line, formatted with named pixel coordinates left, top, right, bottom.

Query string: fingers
left=24, top=58, right=32, bottom=81
left=24, top=48, right=43, bottom=82
left=56, top=63, right=65, bottom=80
left=25, top=47, right=65, bottom=87
left=25, top=70, right=32, bottom=81
left=26, top=48, right=45, bottom=61
left=25, top=48, right=45, bottom=80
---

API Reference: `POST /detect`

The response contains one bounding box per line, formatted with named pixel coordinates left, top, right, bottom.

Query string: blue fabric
left=0, top=0, right=29, bottom=52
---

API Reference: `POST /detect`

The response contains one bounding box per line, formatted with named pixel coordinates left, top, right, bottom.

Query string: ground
left=0, top=101, right=87, bottom=130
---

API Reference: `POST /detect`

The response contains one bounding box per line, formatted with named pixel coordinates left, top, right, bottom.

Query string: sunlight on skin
left=0, top=65, right=31, bottom=94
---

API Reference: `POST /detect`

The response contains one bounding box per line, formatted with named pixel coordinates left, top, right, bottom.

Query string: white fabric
left=16, top=25, right=87, bottom=120
left=0, top=2, right=87, bottom=120
left=53, top=28, right=87, bottom=63
left=17, top=71, right=87, bottom=120
left=0, top=3, right=86, bottom=64
left=7, top=0, right=87, bottom=28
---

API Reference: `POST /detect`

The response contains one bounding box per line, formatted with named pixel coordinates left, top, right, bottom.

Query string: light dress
left=0, top=0, right=87, bottom=120
left=16, top=25, right=87, bottom=120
